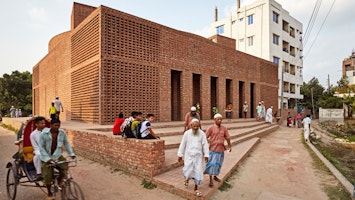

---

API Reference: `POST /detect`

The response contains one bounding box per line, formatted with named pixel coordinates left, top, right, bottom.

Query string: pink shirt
left=205, top=124, right=230, bottom=152
left=184, top=112, right=200, bottom=130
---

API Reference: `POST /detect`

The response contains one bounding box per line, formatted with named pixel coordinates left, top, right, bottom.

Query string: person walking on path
left=183, top=106, right=201, bottom=131
left=49, top=102, right=57, bottom=120
left=178, top=119, right=209, bottom=197
left=302, top=114, right=312, bottom=142
left=296, top=113, right=303, bottom=128
left=53, top=96, right=64, bottom=119
left=204, top=113, right=231, bottom=187
left=260, top=101, right=266, bottom=120
left=265, top=106, right=273, bottom=124
left=256, top=102, right=262, bottom=121
left=243, top=101, right=248, bottom=119
left=10, top=106, right=15, bottom=118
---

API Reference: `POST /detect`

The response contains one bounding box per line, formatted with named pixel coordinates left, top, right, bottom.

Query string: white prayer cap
left=214, top=113, right=223, bottom=119
left=190, top=118, right=199, bottom=124
left=191, top=106, right=197, bottom=111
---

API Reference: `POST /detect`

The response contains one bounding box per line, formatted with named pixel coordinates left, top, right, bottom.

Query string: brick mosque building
left=32, top=2, right=278, bottom=124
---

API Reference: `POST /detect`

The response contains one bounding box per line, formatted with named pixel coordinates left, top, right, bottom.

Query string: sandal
left=209, top=181, right=214, bottom=187
left=213, top=176, right=221, bottom=182
left=194, top=190, right=203, bottom=197
left=184, top=180, right=189, bottom=187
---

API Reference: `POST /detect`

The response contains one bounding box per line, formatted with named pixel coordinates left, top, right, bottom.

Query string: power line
left=303, top=0, right=322, bottom=48
left=304, top=0, right=336, bottom=58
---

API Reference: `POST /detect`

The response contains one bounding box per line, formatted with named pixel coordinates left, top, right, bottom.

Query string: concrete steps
left=162, top=123, right=274, bottom=149
left=152, top=119, right=279, bottom=200
left=153, top=137, right=261, bottom=200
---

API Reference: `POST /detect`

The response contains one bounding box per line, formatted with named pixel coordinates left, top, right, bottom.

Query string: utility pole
left=327, top=74, right=330, bottom=93
left=280, top=64, right=284, bottom=118
left=311, top=88, right=315, bottom=118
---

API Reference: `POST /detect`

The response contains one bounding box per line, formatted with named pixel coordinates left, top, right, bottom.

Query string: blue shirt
left=39, top=128, right=75, bottom=162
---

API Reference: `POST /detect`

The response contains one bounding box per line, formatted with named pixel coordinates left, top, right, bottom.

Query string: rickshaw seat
left=23, top=146, right=34, bottom=163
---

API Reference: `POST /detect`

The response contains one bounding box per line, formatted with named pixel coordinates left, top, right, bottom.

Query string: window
left=273, top=56, right=280, bottom=64
left=247, top=15, right=253, bottom=25
left=232, top=20, right=236, bottom=25
left=239, top=38, right=244, bottom=43
left=239, top=18, right=244, bottom=22
left=272, top=12, right=279, bottom=23
left=273, top=34, right=279, bottom=45
left=248, top=36, right=254, bottom=46
left=216, top=25, right=224, bottom=35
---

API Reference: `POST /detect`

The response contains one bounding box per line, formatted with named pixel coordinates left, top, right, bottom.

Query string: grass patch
left=218, top=170, right=238, bottom=192
left=322, top=183, right=352, bottom=200
left=141, top=179, right=157, bottom=189
left=110, top=168, right=121, bottom=173
left=1, top=123, right=18, bottom=133
left=301, top=133, right=352, bottom=200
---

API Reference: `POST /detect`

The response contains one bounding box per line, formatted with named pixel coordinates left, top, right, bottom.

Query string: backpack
left=134, top=122, right=142, bottom=139
left=122, top=121, right=135, bottom=138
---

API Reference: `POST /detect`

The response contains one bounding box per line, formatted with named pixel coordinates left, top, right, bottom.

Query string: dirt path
left=1, top=125, right=337, bottom=200
left=0, top=126, right=184, bottom=200
left=210, top=126, right=330, bottom=200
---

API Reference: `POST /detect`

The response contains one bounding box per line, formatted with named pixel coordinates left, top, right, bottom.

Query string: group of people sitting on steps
left=112, top=111, right=160, bottom=139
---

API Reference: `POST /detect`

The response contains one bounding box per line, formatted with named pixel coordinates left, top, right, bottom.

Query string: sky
left=0, top=0, right=354, bottom=88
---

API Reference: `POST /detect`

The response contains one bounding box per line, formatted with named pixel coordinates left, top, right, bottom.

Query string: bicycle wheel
left=6, top=165, right=18, bottom=200
left=63, top=179, right=85, bottom=200
left=309, top=132, right=317, bottom=144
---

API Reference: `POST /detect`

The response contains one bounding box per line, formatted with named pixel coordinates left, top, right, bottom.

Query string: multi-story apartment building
left=342, top=51, right=355, bottom=85
left=210, top=0, right=303, bottom=109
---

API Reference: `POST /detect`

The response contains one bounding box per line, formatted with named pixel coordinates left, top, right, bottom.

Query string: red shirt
left=112, top=118, right=124, bottom=135
left=205, top=124, right=230, bottom=152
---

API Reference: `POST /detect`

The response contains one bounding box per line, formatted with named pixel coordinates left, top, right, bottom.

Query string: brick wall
left=32, top=31, right=71, bottom=121
left=65, top=129, right=165, bottom=178
left=71, top=2, right=96, bottom=30
left=33, top=3, right=278, bottom=124
left=208, top=34, right=236, bottom=49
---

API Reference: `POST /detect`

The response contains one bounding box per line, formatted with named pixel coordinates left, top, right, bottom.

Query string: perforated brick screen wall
left=100, top=8, right=160, bottom=123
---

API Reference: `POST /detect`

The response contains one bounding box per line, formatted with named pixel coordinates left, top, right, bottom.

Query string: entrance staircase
left=151, top=119, right=279, bottom=200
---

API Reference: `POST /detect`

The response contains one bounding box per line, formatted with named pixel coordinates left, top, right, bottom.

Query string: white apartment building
left=210, top=0, right=303, bottom=109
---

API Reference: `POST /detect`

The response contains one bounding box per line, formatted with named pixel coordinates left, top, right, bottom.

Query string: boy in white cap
left=183, top=106, right=201, bottom=131
left=204, top=113, right=231, bottom=187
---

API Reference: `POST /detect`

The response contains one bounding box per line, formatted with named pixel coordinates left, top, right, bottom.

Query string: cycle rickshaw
left=5, top=118, right=84, bottom=200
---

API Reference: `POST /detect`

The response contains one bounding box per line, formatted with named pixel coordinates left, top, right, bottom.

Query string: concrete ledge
left=306, top=142, right=354, bottom=196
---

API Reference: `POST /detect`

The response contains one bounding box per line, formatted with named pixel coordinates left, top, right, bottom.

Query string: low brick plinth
left=64, top=129, right=165, bottom=178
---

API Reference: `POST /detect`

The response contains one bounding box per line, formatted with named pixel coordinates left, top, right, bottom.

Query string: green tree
left=336, top=75, right=350, bottom=93
left=0, top=70, right=32, bottom=117
left=300, top=77, right=325, bottom=116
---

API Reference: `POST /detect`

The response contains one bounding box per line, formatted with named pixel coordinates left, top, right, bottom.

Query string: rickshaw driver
left=39, top=118, right=76, bottom=200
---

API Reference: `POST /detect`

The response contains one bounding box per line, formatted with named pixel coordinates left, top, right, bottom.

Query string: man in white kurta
left=302, top=114, right=312, bottom=142
left=265, top=106, right=273, bottom=123
left=29, top=116, right=47, bottom=180
left=178, top=119, right=209, bottom=197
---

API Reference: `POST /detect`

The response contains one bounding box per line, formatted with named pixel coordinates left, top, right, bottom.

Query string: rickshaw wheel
left=6, top=165, right=18, bottom=200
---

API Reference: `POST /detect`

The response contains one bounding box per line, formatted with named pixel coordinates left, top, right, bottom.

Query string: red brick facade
left=32, top=2, right=278, bottom=124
